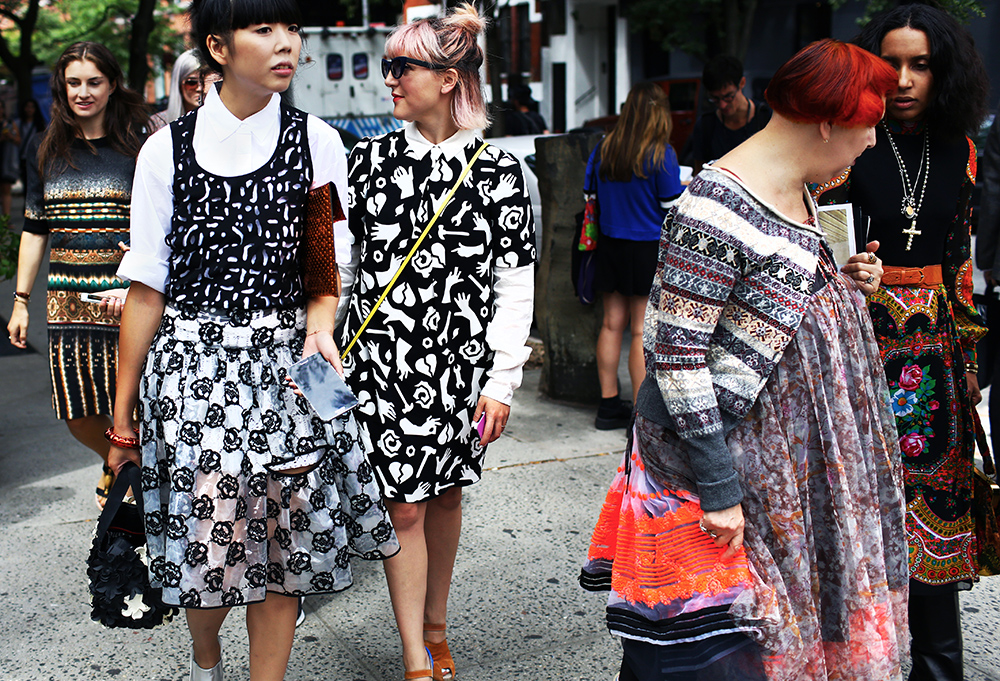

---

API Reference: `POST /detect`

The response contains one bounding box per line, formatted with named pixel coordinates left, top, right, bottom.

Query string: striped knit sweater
left=636, top=167, right=825, bottom=510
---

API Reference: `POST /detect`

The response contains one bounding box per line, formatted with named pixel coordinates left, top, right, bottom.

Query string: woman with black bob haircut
left=819, top=6, right=991, bottom=680
left=108, top=0, right=397, bottom=680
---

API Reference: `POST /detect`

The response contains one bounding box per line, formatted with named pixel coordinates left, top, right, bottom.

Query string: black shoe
left=595, top=397, right=633, bottom=430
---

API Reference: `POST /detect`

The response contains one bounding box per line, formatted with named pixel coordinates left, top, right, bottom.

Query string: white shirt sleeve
left=117, top=126, right=174, bottom=292
left=307, top=115, right=352, bottom=268
left=479, top=263, right=535, bottom=405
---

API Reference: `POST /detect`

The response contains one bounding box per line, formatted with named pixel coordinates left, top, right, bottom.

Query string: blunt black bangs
left=230, top=0, right=302, bottom=30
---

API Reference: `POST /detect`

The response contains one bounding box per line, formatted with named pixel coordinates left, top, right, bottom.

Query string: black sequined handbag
left=87, top=462, right=177, bottom=629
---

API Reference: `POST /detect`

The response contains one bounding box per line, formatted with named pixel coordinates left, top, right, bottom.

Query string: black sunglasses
left=381, top=56, right=444, bottom=79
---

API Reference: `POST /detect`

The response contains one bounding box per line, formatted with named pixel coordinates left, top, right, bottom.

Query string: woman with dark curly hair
left=818, top=6, right=990, bottom=679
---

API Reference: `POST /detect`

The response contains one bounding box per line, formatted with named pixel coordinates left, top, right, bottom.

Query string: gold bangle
left=13, top=291, right=30, bottom=305
left=966, top=362, right=979, bottom=374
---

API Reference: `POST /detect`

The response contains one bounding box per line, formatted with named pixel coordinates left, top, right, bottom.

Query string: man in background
left=684, top=55, right=770, bottom=174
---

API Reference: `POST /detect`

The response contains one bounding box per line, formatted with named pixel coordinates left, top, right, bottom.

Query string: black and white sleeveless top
left=165, top=104, right=313, bottom=310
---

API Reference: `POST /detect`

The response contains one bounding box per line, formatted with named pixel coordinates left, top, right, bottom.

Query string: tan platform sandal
left=404, top=647, right=434, bottom=681
left=423, top=623, right=455, bottom=680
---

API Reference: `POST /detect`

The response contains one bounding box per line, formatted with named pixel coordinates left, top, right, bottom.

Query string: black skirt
left=594, top=235, right=659, bottom=297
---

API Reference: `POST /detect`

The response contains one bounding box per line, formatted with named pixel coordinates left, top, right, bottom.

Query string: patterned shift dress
left=819, top=121, right=986, bottom=586
left=343, top=125, right=535, bottom=502
left=23, top=137, right=132, bottom=420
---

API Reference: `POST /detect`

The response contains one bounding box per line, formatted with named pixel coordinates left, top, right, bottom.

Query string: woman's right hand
left=108, top=442, right=141, bottom=474
left=7, top=305, right=28, bottom=348
left=700, top=503, right=745, bottom=558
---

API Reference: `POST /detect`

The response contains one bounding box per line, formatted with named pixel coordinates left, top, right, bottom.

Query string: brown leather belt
left=881, top=264, right=943, bottom=287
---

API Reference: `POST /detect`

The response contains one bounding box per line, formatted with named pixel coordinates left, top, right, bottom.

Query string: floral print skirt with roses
left=138, top=304, right=399, bottom=609
left=869, top=284, right=977, bottom=584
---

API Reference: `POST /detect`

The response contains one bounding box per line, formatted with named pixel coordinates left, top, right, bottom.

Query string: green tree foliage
left=630, top=0, right=985, bottom=63
left=829, top=0, right=985, bottom=25
left=0, top=0, right=186, bottom=100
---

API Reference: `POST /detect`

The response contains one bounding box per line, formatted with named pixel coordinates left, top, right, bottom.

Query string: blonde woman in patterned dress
left=342, top=4, right=535, bottom=680
left=7, top=42, right=149, bottom=507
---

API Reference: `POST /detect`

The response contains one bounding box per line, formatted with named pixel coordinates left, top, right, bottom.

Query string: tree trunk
left=485, top=0, right=506, bottom=137
left=0, top=0, right=42, bottom=106
left=128, top=0, right=157, bottom=94
left=534, top=133, right=604, bottom=402
left=736, top=0, right=759, bottom=61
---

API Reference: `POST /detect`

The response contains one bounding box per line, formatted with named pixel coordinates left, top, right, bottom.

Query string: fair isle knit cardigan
left=636, top=167, right=825, bottom=511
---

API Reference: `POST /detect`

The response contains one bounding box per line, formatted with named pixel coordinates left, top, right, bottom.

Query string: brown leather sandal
left=424, top=623, right=455, bottom=680
left=403, top=647, right=434, bottom=681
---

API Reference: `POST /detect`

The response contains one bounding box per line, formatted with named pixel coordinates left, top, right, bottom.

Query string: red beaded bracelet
left=104, top=427, right=140, bottom=450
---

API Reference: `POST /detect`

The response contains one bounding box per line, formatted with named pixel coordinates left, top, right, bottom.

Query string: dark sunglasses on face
left=381, top=56, right=444, bottom=79
left=182, top=77, right=200, bottom=90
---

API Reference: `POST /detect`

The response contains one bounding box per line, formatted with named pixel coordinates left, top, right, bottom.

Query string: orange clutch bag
left=301, top=182, right=346, bottom=297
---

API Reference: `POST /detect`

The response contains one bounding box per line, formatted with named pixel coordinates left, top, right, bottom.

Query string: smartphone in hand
left=287, top=353, right=359, bottom=420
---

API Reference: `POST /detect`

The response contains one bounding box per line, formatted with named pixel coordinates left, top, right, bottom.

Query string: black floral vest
left=165, top=103, right=313, bottom=310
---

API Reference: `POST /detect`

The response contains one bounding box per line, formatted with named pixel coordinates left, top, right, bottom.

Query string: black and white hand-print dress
left=136, top=102, right=398, bottom=609
left=343, top=124, right=535, bottom=503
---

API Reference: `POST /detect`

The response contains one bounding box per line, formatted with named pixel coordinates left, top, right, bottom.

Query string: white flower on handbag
left=134, top=544, right=149, bottom=566
left=121, top=594, right=151, bottom=619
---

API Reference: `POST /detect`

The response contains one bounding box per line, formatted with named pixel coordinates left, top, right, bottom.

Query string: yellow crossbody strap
left=341, top=141, right=490, bottom=359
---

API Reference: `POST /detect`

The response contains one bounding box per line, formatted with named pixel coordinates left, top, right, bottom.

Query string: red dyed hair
left=765, top=39, right=897, bottom=128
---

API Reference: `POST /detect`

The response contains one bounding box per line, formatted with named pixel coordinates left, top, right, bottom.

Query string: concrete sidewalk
left=0, top=251, right=629, bottom=679
left=3, top=195, right=1000, bottom=678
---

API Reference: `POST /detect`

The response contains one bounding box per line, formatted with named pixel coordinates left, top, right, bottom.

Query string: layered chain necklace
left=882, top=121, right=930, bottom=251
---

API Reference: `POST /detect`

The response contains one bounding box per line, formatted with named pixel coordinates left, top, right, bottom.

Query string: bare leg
left=246, top=594, right=299, bottom=681
left=628, top=296, right=648, bottom=402
left=597, top=291, right=630, bottom=398
left=65, top=414, right=113, bottom=462
left=423, top=487, right=463, bottom=637
left=187, top=607, right=230, bottom=669
left=383, top=499, right=433, bottom=677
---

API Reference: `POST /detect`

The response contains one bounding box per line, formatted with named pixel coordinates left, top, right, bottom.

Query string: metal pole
left=362, top=0, right=369, bottom=28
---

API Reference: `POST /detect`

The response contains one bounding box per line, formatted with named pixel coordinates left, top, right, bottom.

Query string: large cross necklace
left=882, top=121, right=930, bottom=251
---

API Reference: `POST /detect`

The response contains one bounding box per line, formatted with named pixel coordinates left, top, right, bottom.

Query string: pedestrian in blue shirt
left=584, top=82, right=683, bottom=429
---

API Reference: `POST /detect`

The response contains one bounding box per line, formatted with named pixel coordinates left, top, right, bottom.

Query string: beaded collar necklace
left=881, top=120, right=930, bottom=251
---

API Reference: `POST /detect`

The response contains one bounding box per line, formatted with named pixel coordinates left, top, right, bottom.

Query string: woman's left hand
left=95, top=287, right=129, bottom=320
left=967, top=372, right=982, bottom=406
left=841, top=240, right=883, bottom=294
left=474, top=395, right=510, bottom=446
left=303, top=330, right=342, bottom=373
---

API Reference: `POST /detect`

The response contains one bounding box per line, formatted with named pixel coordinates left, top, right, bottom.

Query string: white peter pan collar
left=403, top=121, right=480, bottom=161
left=201, top=85, right=281, bottom=144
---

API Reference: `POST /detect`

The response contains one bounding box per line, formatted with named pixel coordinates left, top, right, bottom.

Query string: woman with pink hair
left=342, top=4, right=535, bottom=680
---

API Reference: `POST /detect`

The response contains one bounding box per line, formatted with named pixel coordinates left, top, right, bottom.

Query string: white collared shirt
left=119, top=86, right=350, bottom=292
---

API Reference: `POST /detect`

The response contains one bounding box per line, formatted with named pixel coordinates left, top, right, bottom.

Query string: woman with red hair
left=819, top=7, right=991, bottom=680
left=582, top=40, right=907, bottom=680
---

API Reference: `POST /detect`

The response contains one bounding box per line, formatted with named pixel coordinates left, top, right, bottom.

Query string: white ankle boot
left=190, top=642, right=223, bottom=681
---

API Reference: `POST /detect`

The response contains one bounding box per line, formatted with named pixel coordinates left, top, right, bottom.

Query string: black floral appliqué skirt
left=139, top=304, right=398, bottom=608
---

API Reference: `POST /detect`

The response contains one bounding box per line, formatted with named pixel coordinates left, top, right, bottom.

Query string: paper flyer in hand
left=816, top=203, right=857, bottom=267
